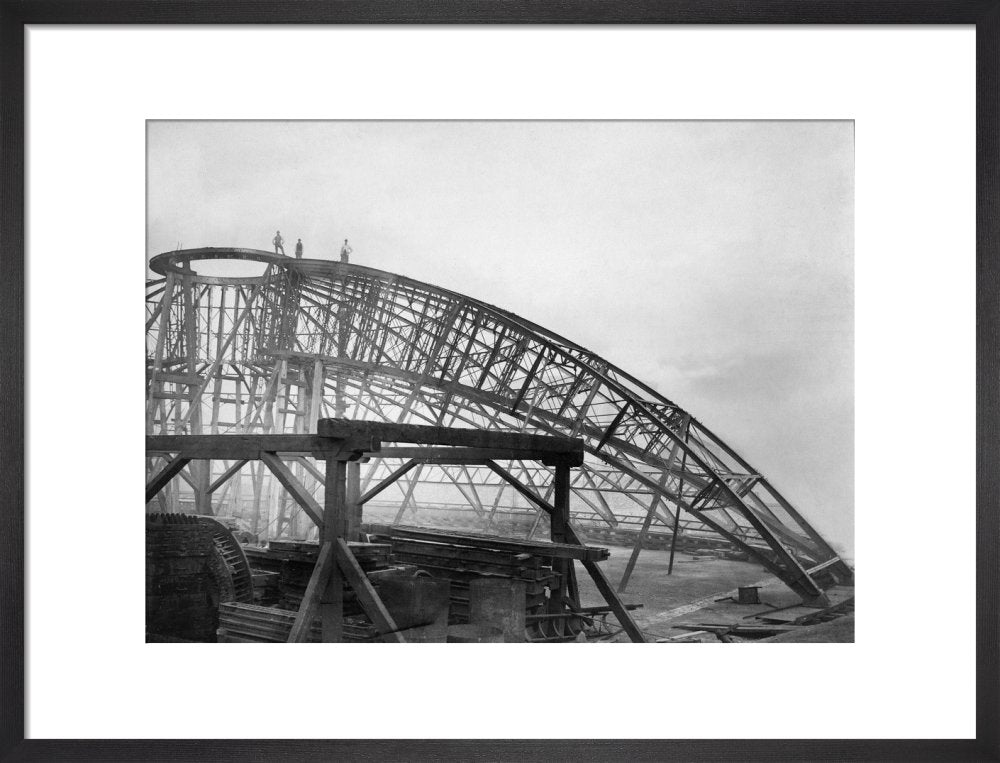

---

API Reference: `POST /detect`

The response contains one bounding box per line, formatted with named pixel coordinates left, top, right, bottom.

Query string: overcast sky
left=147, top=120, right=853, bottom=558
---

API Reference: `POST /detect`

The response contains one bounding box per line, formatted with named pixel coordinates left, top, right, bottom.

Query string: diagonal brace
left=146, top=455, right=191, bottom=503
left=260, top=451, right=323, bottom=526
left=358, top=459, right=419, bottom=505
left=287, top=541, right=335, bottom=642
left=334, top=539, right=405, bottom=642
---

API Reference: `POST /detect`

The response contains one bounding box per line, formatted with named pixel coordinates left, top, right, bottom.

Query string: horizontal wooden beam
left=319, top=418, right=583, bottom=455
left=365, top=524, right=609, bottom=562
left=146, top=434, right=379, bottom=460
left=370, top=446, right=582, bottom=466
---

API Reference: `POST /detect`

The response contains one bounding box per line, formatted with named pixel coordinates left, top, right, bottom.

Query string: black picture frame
left=2, top=2, right=996, bottom=761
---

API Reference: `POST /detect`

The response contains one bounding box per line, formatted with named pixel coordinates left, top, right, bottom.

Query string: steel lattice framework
left=146, top=248, right=852, bottom=599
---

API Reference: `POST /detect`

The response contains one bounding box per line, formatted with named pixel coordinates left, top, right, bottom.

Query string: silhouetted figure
left=295, top=238, right=303, bottom=258
left=273, top=231, right=285, bottom=255
left=340, top=238, right=352, bottom=263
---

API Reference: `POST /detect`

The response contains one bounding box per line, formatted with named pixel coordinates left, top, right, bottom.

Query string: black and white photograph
left=145, top=120, right=854, bottom=645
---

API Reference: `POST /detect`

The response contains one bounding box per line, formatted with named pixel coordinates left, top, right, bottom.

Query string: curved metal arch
left=146, top=249, right=852, bottom=597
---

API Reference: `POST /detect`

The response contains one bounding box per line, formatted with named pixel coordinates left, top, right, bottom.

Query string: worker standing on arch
left=272, top=230, right=285, bottom=255
left=340, top=238, right=352, bottom=263
left=295, top=238, right=304, bottom=258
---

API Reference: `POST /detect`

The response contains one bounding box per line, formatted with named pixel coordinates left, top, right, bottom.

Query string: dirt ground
left=573, top=544, right=853, bottom=643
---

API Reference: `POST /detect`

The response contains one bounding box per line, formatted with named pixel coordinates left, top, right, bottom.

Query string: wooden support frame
left=147, top=423, right=600, bottom=642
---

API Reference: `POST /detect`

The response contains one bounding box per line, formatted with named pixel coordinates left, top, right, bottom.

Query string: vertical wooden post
left=321, top=457, right=347, bottom=642
left=308, top=359, right=324, bottom=433
left=549, top=462, right=571, bottom=614
left=193, top=461, right=212, bottom=515
left=346, top=460, right=362, bottom=541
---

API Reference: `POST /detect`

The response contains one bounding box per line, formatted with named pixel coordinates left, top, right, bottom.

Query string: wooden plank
left=260, top=452, right=324, bottom=526
left=146, top=433, right=379, bottom=459
left=366, top=524, right=609, bottom=562
left=318, top=418, right=582, bottom=455
left=151, top=372, right=204, bottom=385
left=145, top=456, right=191, bottom=502
left=287, top=541, right=334, bottom=643
left=334, top=538, right=405, bottom=643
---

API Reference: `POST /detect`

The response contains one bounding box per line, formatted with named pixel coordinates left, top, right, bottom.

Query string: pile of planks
left=217, top=602, right=379, bottom=642
left=365, top=524, right=609, bottom=625
left=244, top=540, right=392, bottom=613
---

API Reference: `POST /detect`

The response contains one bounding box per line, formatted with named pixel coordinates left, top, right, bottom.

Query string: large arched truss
left=146, top=248, right=852, bottom=599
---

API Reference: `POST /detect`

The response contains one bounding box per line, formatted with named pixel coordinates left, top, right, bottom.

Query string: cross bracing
left=146, top=248, right=852, bottom=599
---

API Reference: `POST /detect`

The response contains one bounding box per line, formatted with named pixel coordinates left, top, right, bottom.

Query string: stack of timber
left=365, top=524, right=609, bottom=626
left=146, top=514, right=220, bottom=642
left=217, top=602, right=379, bottom=643
left=244, top=540, right=392, bottom=613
